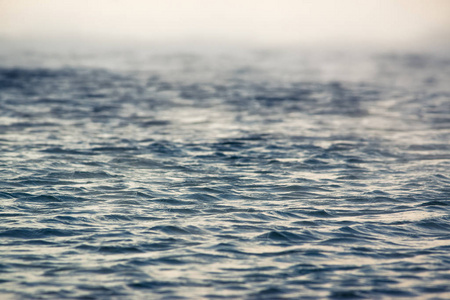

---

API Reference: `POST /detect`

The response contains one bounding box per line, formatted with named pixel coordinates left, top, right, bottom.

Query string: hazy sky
left=1, top=0, right=449, bottom=48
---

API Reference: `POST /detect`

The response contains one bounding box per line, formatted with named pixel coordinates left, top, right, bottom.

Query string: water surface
left=0, top=48, right=449, bottom=299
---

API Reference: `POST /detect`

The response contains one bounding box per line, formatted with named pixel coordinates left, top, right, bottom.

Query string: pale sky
left=1, top=0, right=449, bottom=48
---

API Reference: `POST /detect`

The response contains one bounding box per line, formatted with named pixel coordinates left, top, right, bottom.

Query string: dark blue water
left=0, top=48, right=449, bottom=299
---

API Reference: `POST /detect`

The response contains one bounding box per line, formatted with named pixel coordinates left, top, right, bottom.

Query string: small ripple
left=256, top=230, right=318, bottom=243
left=46, top=170, right=119, bottom=179
left=150, top=225, right=205, bottom=235
left=0, top=228, right=79, bottom=239
left=98, top=246, right=144, bottom=254
left=418, top=200, right=449, bottom=207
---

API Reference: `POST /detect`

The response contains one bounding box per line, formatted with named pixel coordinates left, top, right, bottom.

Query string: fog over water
left=2, top=0, right=450, bottom=49
left=1, top=1, right=450, bottom=299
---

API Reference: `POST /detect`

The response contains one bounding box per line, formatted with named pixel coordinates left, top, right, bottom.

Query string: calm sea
left=0, top=47, right=449, bottom=299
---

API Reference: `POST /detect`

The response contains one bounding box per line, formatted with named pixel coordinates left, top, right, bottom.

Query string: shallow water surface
left=0, top=49, right=449, bottom=299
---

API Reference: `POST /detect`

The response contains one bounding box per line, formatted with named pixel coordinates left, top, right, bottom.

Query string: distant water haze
left=1, top=0, right=450, bottom=51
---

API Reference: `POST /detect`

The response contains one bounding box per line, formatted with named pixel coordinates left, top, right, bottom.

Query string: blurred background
left=1, top=0, right=449, bottom=52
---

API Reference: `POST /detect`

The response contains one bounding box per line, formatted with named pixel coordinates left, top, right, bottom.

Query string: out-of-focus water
left=0, top=48, right=449, bottom=299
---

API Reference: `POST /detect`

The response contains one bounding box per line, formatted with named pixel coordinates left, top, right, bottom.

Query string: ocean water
left=0, top=47, right=449, bottom=299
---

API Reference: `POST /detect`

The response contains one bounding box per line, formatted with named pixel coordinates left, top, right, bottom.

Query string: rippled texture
left=0, top=50, right=449, bottom=299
